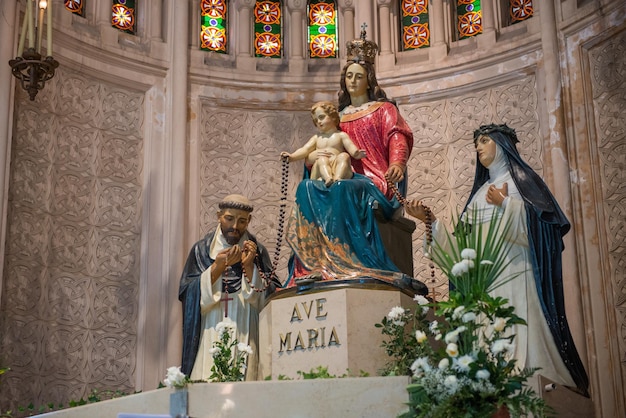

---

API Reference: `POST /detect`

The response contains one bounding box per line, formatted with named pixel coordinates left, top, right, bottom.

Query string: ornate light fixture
left=9, top=0, right=58, bottom=101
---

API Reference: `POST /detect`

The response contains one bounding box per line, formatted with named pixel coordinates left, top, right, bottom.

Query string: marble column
left=236, top=0, right=255, bottom=56
left=97, top=0, right=111, bottom=26
left=537, top=0, right=586, bottom=359
left=148, top=0, right=164, bottom=41
left=136, top=1, right=193, bottom=390
left=0, top=0, right=18, bottom=308
left=287, top=0, right=307, bottom=60
left=431, top=0, right=446, bottom=46
left=339, top=0, right=356, bottom=44
left=354, top=0, right=375, bottom=41
left=481, top=0, right=495, bottom=34
left=376, top=0, right=393, bottom=55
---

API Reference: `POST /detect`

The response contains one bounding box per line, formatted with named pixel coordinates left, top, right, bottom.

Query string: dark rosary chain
left=384, top=174, right=437, bottom=286
left=241, top=156, right=289, bottom=292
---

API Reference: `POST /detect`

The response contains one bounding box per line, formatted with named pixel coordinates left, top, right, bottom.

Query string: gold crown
left=346, top=27, right=378, bottom=64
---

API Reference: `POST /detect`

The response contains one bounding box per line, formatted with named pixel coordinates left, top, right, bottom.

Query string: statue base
left=259, top=281, right=418, bottom=380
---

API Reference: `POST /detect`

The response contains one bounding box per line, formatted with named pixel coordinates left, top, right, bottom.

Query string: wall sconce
left=8, top=0, right=59, bottom=101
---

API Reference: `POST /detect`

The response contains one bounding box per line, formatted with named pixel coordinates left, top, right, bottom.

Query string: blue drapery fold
left=283, top=174, right=408, bottom=287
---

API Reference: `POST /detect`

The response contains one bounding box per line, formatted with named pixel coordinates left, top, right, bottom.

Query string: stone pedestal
left=258, top=282, right=417, bottom=380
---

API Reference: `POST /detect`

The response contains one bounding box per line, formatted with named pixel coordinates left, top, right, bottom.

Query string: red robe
left=340, top=101, right=414, bottom=199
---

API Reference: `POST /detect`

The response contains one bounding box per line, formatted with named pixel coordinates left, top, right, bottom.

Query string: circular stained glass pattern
left=201, top=0, right=227, bottom=19
left=64, top=0, right=83, bottom=14
left=112, top=5, right=134, bottom=31
left=510, top=0, right=534, bottom=22
left=458, top=12, right=482, bottom=38
left=310, top=34, right=336, bottom=58
left=255, top=1, right=281, bottom=24
left=402, top=0, right=427, bottom=16
left=403, top=24, right=430, bottom=49
left=309, top=3, right=335, bottom=26
left=201, top=27, right=226, bottom=52
left=255, top=33, right=281, bottom=57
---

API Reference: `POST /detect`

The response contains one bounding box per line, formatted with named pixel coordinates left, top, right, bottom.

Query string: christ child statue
left=281, top=101, right=366, bottom=186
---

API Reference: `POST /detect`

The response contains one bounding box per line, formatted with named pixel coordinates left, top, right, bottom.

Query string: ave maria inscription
left=278, top=297, right=341, bottom=352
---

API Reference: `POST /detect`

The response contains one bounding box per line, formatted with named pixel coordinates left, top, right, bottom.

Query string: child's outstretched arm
left=281, top=136, right=318, bottom=161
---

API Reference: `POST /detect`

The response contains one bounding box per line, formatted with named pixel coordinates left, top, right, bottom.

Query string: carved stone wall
left=589, top=29, right=626, bottom=393
left=0, top=68, right=144, bottom=410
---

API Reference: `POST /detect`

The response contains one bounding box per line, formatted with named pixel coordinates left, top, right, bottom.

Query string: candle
left=27, top=0, right=34, bottom=49
left=18, top=4, right=29, bottom=53
left=46, top=0, right=52, bottom=55
left=37, top=0, right=46, bottom=54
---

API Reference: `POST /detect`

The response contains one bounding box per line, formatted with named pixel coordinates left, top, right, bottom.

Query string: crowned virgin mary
left=281, top=30, right=426, bottom=296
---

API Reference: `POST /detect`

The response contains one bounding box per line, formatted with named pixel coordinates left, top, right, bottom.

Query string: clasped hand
left=212, top=241, right=257, bottom=282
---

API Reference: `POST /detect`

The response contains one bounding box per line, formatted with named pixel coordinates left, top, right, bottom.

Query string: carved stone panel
left=0, top=68, right=144, bottom=410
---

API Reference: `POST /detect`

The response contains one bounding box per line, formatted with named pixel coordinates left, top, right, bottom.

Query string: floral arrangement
left=378, top=213, right=549, bottom=418
left=163, top=366, right=189, bottom=389
left=208, top=317, right=253, bottom=383
left=163, top=317, right=253, bottom=388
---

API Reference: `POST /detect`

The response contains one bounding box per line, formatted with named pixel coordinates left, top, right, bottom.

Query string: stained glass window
left=307, top=0, right=337, bottom=59
left=64, top=0, right=85, bottom=17
left=112, top=0, right=136, bottom=35
left=254, top=1, right=282, bottom=58
left=200, top=0, right=228, bottom=53
left=456, top=0, right=482, bottom=39
left=509, top=0, right=533, bottom=24
left=399, top=0, right=430, bottom=50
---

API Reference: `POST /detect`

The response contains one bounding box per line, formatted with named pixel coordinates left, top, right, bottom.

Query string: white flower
left=216, top=317, right=236, bottom=337
left=237, top=342, right=253, bottom=355
left=480, top=259, right=494, bottom=266
left=452, top=306, right=465, bottom=320
left=415, top=330, right=428, bottom=344
left=414, top=295, right=429, bottom=306
left=460, top=248, right=477, bottom=260
left=493, top=317, right=507, bottom=332
left=163, top=366, right=187, bottom=388
left=387, top=306, right=406, bottom=326
left=445, top=330, right=459, bottom=344
left=435, top=334, right=442, bottom=341
left=208, top=347, right=220, bottom=357
left=462, top=312, right=476, bottom=323
left=413, top=295, right=430, bottom=315
left=446, top=343, right=459, bottom=357
left=454, top=355, right=475, bottom=372
left=410, top=357, right=431, bottom=377
left=476, top=369, right=490, bottom=380
left=491, top=339, right=514, bottom=355
left=462, top=258, right=475, bottom=269
left=451, top=261, right=469, bottom=276
left=438, top=358, right=450, bottom=370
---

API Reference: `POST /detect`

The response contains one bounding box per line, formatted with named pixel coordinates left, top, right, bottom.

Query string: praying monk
left=178, top=194, right=277, bottom=381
